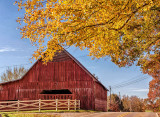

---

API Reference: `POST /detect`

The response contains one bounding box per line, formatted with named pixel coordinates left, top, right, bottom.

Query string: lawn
left=145, top=110, right=153, bottom=112
left=0, top=110, right=98, bottom=117
left=1, top=113, right=60, bottom=117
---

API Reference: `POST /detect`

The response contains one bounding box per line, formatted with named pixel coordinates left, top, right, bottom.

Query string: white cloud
left=132, top=89, right=149, bottom=92
left=0, top=47, right=16, bottom=52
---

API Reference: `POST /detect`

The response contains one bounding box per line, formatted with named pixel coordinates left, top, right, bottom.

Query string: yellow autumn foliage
left=15, top=0, right=160, bottom=67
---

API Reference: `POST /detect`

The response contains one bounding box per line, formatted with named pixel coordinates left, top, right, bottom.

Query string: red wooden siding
left=0, top=50, right=108, bottom=111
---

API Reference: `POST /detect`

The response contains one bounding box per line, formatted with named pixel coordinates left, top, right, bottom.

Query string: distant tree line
left=107, top=94, right=159, bottom=112
left=0, top=67, right=27, bottom=82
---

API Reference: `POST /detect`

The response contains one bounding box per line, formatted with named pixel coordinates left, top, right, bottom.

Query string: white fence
left=0, top=99, right=80, bottom=112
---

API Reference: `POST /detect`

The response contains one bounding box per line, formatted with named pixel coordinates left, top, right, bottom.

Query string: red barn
left=0, top=50, right=108, bottom=111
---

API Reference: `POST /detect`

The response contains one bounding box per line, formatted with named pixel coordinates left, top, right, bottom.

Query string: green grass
left=1, top=113, right=60, bottom=117
left=0, top=109, right=98, bottom=117
left=145, top=110, right=153, bottom=112
left=0, top=109, right=97, bottom=113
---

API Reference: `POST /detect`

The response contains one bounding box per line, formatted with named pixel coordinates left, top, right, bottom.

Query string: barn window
left=40, top=89, right=72, bottom=94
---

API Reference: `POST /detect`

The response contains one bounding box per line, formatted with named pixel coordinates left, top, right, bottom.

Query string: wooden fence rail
left=0, top=99, right=80, bottom=112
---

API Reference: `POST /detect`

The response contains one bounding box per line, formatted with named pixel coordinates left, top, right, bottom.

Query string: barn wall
left=94, top=82, right=107, bottom=111
left=0, top=51, right=107, bottom=111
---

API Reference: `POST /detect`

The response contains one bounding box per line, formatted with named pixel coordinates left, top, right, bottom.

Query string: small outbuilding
left=0, top=50, right=108, bottom=111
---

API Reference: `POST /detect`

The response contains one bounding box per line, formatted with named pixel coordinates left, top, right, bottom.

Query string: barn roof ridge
left=0, top=49, right=108, bottom=91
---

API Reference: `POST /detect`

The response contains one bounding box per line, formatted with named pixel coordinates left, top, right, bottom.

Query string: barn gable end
left=0, top=50, right=108, bottom=111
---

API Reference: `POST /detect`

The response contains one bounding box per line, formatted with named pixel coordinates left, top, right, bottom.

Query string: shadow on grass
left=2, top=114, right=9, bottom=117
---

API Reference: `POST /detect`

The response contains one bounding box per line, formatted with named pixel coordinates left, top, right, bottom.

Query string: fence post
left=74, top=99, right=76, bottom=110
left=68, top=99, right=70, bottom=110
left=39, top=99, right=41, bottom=112
left=56, top=99, right=58, bottom=111
left=79, top=100, right=80, bottom=110
left=17, top=100, right=19, bottom=112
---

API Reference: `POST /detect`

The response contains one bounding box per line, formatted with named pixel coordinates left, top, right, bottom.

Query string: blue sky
left=0, top=1, right=152, bottom=98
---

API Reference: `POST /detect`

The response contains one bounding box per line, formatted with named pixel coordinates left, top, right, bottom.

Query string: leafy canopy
left=141, top=54, right=160, bottom=112
left=15, top=0, right=160, bottom=66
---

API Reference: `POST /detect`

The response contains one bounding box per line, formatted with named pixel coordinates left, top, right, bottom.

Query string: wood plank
left=0, top=99, right=80, bottom=112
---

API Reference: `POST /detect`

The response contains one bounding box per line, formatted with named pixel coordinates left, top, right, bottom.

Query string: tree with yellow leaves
left=1, top=67, right=27, bottom=82
left=15, top=0, right=159, bottom=68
